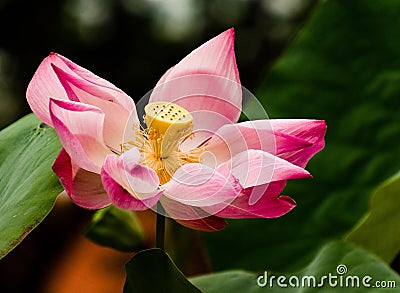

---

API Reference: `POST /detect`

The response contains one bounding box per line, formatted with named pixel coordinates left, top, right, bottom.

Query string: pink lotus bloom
left=26, top=28, right=326, bottom=231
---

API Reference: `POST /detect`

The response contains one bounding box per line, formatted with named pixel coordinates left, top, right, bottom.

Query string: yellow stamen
left=123, top=102, right=203, bottom=184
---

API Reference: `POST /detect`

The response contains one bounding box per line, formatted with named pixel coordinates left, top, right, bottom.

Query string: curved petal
left=205, top=120, right=314, bottom=166
left=53, top=148, right=111, bottom=209
left=174, top=218, right=227, bottom=232
left=159, top=196, right=227, bottom=232
left=50, top=98, right=111, bottom=173
left=55, top=53, right=136, bottom=112
left=219, top=149, right=311, bottom=189
left=270, top=119, right=327, bottom=167
left=162, top=163, right=242, bottom=207
left=204, top=181, right=296, bottom=219
left=180, top=110, right=232, bottom=152
left=27, top=52, right=136, bottom=129
left=150, top=28, right=242, bottom=127
left=118, top=148, right=161, bottom=195
left=101, top=150, right=162, bottom=210
left=27, top=53, right=71, bottom=126
left=51, top=64, right=137, bottom=150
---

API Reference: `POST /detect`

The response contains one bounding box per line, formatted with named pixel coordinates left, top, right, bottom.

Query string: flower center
left=144, top=102, right=193, bottom=137
left=123, top=102, right=203, bottom=184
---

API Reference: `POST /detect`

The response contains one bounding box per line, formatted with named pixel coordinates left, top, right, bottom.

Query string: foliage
left=205, top=0, right=400, bottom=272
left=0, top=114, right=62, bottom=258
left=84, top=206, right=144, bottom=252
left=346, top=171, right=400, bottom=263
left=124, top=249, right=201, bottom=293
left=191, top=241, right=400, bottom=292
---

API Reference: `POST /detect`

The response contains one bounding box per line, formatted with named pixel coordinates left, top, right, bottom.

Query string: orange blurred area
left=0, top=196, right=210, bottom=292
left=42, top=236, right=132, bottom=293
left=0, top=197, right=157, bottom=293
left=41, top=207, right=160, bottom=293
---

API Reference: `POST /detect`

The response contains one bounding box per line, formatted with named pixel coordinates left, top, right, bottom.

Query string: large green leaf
left=205, top=0, right=400, bottom=271
left=192, top=241, right=400, bottom=292
left=346, top=171, right=400, bottom=263
left=124, top=248, right=201, bottom=293
left=0, top=114, right=62, bottom=259
left=84, top=206, right=144, bottom=252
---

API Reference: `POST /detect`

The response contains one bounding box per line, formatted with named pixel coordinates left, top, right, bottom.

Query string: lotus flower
left=26, top=28, right=326, bottom=231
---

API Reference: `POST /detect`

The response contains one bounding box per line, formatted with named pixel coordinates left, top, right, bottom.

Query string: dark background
left=0, top=0, right=315, bottom=129
left=0, top=0, right=316, bottom=292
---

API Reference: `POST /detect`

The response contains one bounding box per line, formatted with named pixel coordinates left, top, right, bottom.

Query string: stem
left=156, top=202, right=165, bottom=250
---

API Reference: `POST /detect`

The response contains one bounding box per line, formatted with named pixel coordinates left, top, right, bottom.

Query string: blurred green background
left=206, top=0, right=400, bottom=275
left=1, top=0, right=400, bottom=292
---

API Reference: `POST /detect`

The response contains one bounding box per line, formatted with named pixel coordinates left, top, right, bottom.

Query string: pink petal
left=27, top=53, right=71, bottom=126
left=159, top=196, right=227, bottom=232
left=51, top=64, right=137, bottom=151
left=53, top=148, right=111, bottom=209
left=205, top=120, right=313, bottom=166
left=270, top=119, right=327, bottom=167
left=174, top=218, right=227, bottom=232
left=149, top=28, right=242, bottom=129
left=27, top=52, right=136, bottom=129
left=50, top=98, right=111, bottom=173
left=180, top=110, right=233, bottom=152
left=101, top=150, right=162, bottom=210
left=162, top=163, right=242, bottom=207
left=55, top=54, right=135, bottom=112
left=204, top=181, right=296, bottom=219
left=219, top=149, right=311, bottom=189
left=117, top=148, right=161, bottom=194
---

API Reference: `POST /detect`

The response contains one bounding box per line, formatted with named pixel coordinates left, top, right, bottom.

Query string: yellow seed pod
left=144, top=102, right=193, bottom=137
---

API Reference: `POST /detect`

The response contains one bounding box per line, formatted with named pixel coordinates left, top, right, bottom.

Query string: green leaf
left=0, top=114, right=62, bottom=259
left=191, top=241, right=400, bottom=292
left=346, top=171, right=400, bottom=263
left=192, top=271, right=261, bottom=293
left=124, top=248, right=201, bottom=293
left=84, top=206, right=144, bottom=252
left=205, top=0, right=400, bottom=272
